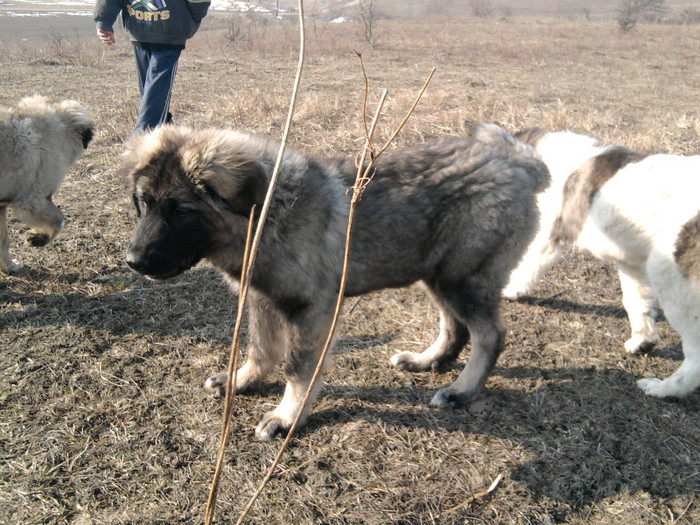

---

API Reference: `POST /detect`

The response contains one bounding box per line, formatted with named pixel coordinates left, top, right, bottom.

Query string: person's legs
left=132, top=43, right=150, bottom=97
left=134, top=46, right=182, bottom=131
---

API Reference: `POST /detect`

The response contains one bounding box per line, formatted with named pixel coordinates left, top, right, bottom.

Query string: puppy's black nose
left=125, top=252, right=150, bottom=274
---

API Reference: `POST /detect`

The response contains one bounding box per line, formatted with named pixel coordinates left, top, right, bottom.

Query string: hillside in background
left=3, top=0, right=700, bottom=20
left=279, top=0, right=700, bottom=19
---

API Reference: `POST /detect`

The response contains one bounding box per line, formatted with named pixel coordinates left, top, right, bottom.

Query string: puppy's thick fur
left=121, top=124, right=549, bottom=440
left=0, top=95, right=94, bottom=272
left=505, top=128, right=700, bottom=398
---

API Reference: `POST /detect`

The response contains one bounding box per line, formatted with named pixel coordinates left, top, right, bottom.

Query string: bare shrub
left=470, top=0, right=493, bottom=18
left=49, top=29, right=64, bottom=57
left=226, top=13, right=243, bottom=44
left=616, top=0, right=666, bottom=33
left=679, top=7, right=700, bottom=25
left=496, top=4, right=514, bottom=18
left=356, top=0, right=380, bottom=46
left=218, top=12, right=302, bottom=55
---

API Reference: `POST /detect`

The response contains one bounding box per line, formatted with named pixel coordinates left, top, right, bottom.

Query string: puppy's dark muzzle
left=125, top=248, right=199, bottom=280
left=125, top=251, right=153, bottom=275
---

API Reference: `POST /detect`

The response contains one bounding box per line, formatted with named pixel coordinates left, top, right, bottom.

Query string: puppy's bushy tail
left=473, top=123, right=551, bottom=193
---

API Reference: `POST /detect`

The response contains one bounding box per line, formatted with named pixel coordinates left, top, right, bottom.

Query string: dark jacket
left=94, top=0, right=211, bottom=46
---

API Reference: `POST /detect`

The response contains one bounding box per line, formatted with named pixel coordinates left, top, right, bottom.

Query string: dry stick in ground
left=234, top=66, right=436, bottom=525
left=204, top=206, right=256, bottom=525
left=231, top=89, right=386, bottom=525
left=204, top=0, right=306, bottom=523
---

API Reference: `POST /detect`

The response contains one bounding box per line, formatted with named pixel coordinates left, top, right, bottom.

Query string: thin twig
left=234, top=88, right=389, bottom=525
left=356, top=51, right=371, bottom=152
left=443, top=473, right=503, bottom=515
left=204, top=0, right=306, bottom=522
left=204, top=206, right=255, bottom=525
left=235, top=66, right=434, bottom=525
left=374, top=67, right=435, bottom=158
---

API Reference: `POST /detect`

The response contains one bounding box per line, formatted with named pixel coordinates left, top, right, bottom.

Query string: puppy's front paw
left=204, top=373, right=227, bottom=397
left=255, top=412, right=291, bottom=441
left=26, top=232, right=51, bottom=247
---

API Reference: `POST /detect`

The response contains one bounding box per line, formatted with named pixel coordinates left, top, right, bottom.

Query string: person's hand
left=97, top=28, right=116, bottom=46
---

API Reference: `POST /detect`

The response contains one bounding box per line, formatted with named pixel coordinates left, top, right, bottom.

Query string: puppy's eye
left=133, top=194, right=150, bottom=216
left=168, top=200, right=195, bottom=217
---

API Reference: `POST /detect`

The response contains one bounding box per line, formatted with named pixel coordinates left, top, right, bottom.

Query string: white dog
left=504, top=128, right=700, bottom=399
left=0, top=95, right=94, bottom=272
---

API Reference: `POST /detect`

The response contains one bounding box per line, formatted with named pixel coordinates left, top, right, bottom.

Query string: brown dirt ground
left=0, top=13, right=699, bottom=525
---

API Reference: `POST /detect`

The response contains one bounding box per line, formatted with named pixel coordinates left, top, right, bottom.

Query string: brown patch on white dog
left=551, top=146, right=645, bottom=244
left=674, top=211, right=700, bottom=284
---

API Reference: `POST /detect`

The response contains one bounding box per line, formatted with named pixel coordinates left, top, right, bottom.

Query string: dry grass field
left=1, top=12, right=699, bottom=525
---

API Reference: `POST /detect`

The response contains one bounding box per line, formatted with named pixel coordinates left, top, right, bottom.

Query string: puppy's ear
left=55, top=100, right=95, bottom=150
left=117, top=133, right=143, bottom=191
left=81, top=127, right=94, bottom=149
left=182, top=137, right=269, bottom=218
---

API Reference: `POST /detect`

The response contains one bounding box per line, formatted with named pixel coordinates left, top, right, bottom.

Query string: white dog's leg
left=617, top=262, right=660, bottom=354
left=638, top=355, right=700, bottom=398
left=0, top=206, right=20, bottom=273
left=503, top=234, right=562, bottom=299
left=637, top=252, right=700, bottom=397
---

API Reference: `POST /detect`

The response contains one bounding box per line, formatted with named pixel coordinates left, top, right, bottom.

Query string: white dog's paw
left=255, top=412, right=291, bottom=441
left=502, top=288, right=525, bottom=301
left=637, top=377, right=669, bottom=397
left=624, top=334, right=657, bottom=354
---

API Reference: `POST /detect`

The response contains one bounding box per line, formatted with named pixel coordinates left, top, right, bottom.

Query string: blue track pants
left=132, top=44, right=182, bottom=131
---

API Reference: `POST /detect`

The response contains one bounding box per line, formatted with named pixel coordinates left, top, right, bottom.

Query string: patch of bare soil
left=0, top=14, right=698, bottom=525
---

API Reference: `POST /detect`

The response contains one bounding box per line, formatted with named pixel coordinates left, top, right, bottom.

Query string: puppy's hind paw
left=390, top=351, right=431, bottom=372
left=255, top=412, right=291, bottom=441
left=637, top=376, right=693, bottom=399
left=430, top=387, right=470, bottom=409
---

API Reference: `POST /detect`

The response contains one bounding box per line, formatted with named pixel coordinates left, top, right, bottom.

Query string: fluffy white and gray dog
left=504, top=128, right=700, bottom=399
left=0, top=95, right=94, bottom=273
left=120, top=123, right=549, bottom=440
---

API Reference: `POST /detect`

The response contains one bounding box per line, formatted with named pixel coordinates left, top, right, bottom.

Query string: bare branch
left=234, top=63, right=434, bottom=525
left=204, top=0, right=307, bottom=522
